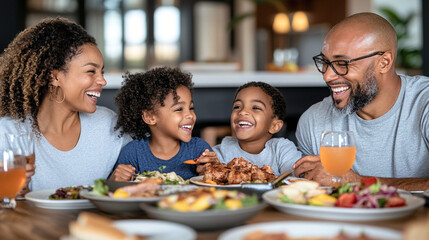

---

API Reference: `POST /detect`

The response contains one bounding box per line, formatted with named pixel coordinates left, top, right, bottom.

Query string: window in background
left=124, top=0, right=147, bottom=70
left=154, top=0, right=180, bottom=66
left=26, top=0, right=78, bottom=26
left=103, top=0, right=123, bottom=70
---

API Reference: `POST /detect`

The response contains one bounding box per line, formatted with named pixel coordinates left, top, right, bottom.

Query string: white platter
left=25, top=189, right=94, bottom=210
left=189, top=175, right=304, bottom=188
left=189, top=176, right=241, bottom=188
left=113, top=219, right=196, bottom=240
left=140, top=202, right=266, bottom=231
left=79, top=189, right=162, bottom=213
left=218, top=221, right=402, bottom=240
left=263, top=189, right=425, bottom=221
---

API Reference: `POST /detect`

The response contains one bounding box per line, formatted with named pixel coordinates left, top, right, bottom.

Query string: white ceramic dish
left=79, top=189, right=161, bottom=213
left=218, top=221, right=402, bottom=240
left=189, top=175, right=303, bottom=188
left=189, top=176, right=241, bottom=188
left=25, top=189, right=94, bottom=210
left=140, top=202, right=267, bottom=231
left=113, top=219, right=196, bottom=240
left=263, top=189, right=425, bottom=221
left=80, top=185, right=199, bottom=213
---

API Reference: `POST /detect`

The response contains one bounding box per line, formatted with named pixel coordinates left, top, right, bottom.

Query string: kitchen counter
left=103, top=71, right=326, bottom=89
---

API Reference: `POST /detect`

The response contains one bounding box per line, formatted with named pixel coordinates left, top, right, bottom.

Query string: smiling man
left=293, top=12, right=429, bottom=191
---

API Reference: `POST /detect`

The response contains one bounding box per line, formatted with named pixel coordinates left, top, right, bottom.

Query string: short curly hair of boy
left=0, top=17, right=96, bottom=133
left=233, top=81, right=286, bottom=122
left=115, top=67, right=194, bottom=139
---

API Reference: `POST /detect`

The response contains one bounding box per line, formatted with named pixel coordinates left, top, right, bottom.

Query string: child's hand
left=196, top=149, right=219, bottom=164
left=196, top=149, right=219, bottom=174
left=109, top=164, right=135, bottom=182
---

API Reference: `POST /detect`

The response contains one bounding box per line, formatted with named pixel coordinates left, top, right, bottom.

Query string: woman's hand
left=196, top=149, right=219, bottom=174
left=18, top=163, right=36, bottom=197
left=109, top=164, right=135, bottom=182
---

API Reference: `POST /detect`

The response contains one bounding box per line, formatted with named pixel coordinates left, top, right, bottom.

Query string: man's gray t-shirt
left=0, top=106, right=131, bottom=191
left=296, top=74, right=429, bottom=178
left=213, top=136, right=302, bottom=176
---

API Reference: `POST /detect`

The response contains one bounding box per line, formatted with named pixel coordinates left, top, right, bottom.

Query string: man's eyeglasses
left=312, top=51, right=385, bottom=76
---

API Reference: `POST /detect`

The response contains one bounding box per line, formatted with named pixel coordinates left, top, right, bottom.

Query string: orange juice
left=0, top=168, right=26, bottom=198
left=320, top=146, right=356, bottom=177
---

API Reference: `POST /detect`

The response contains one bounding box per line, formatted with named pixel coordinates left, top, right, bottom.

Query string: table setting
left=1, top=130, right=429, bottom=240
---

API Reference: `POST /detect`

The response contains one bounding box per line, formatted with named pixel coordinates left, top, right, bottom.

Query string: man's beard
left=333, top=68, right=378, bottom=115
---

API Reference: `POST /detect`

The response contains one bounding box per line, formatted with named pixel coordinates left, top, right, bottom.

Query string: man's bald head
left=326, top=12, right=397, bottom=57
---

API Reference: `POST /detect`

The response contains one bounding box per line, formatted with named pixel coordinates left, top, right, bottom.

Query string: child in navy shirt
left=110, top=67, right=212, bottom=181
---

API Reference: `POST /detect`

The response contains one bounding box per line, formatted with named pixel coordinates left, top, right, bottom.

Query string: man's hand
left=293, top=155, right=362, bottom=186
left=293, top=155, right=333, bottom=186
left=196, top=149, right=219, bottom=174
left=109, top=164, right=135, bottom=182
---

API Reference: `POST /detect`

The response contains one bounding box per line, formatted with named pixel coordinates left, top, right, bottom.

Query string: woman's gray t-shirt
left=0, top=106, right=131, bottom=191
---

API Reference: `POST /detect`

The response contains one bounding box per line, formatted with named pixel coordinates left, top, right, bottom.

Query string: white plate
left=113, top=219, right=196, bottom=240
left=140, top=202, right=266, bottom=231
left=263, top=189, right=425, bottom=221
left=189, top=175, right=302, bottom=188
left=218, top=221, right=402, bottom=240
left=80, top=189, right=162, bottom=213
left=189, top=176, right=241, bottom=188
left=25, top=189, right=94, bottom=210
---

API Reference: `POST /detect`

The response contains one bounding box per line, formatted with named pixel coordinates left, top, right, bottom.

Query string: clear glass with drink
left=6, top=132, right=35, bottom=197
left=320, top=131, right=356, bottom=185
left=7, top=132, right=35, bottom=164
left=0, top=134, right=27, bottom=209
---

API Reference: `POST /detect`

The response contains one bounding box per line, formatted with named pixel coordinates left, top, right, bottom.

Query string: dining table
left=1, top=196, right=428, bottom=240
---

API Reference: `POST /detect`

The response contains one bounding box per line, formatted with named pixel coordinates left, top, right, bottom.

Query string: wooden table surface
left=1, top=199, right=428, bottom=240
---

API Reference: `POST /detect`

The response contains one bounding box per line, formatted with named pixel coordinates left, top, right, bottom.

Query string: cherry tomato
left=361, top=177, right=378, bottom=187
left=336, top=193, right=357, bottom=208
left=385, top=196, right=406, bottom=208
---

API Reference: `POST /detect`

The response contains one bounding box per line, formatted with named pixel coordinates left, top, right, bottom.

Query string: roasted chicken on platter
left=203, top=157, right=276, bottom=185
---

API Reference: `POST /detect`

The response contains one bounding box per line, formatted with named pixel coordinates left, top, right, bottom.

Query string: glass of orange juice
left=0, top=134, right=27, bottom=209
left=320, top=131, right=356, bottom=185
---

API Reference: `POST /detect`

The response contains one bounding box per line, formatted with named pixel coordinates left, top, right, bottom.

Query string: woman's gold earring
left=49, top=84, right=65, bottom=104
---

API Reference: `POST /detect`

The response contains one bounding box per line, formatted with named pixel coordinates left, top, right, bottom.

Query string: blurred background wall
left=0, top=0, right=425, bottom=75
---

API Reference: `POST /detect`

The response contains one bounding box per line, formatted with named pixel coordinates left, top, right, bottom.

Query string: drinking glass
left=320, top=131, right=356, bottom=185
left=0, top=134, right=27, bottom=208
left=7, top=132, right=35, bottom=164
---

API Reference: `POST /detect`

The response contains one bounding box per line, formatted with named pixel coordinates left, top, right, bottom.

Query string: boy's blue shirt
left=114, top=137, right=212, bottom=179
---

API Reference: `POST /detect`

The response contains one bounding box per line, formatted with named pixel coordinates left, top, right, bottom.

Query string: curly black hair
left=233, top=81, right=286, bottom=122
left=0, top=17, right=96, bottom=133
left=115, top=67, right=194, bottom=140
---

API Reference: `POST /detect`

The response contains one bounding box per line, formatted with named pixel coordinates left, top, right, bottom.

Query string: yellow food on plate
left=277, top=180, right=328, bottom=205
left=307, top=194, right=336, bottom=207
left=112, top=189, right=130, bottom=198
left=158, top=187, right=258, bottom=212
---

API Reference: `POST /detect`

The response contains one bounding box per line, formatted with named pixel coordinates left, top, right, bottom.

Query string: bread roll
left=403, top=214, right=429, bottom=240
left=69, top=212, right=146, bottom=240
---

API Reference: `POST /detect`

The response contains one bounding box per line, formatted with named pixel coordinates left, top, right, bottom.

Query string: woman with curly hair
left=109, top=67, right=213, bottom=181
left=0, top=17, right=131, bottom=193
